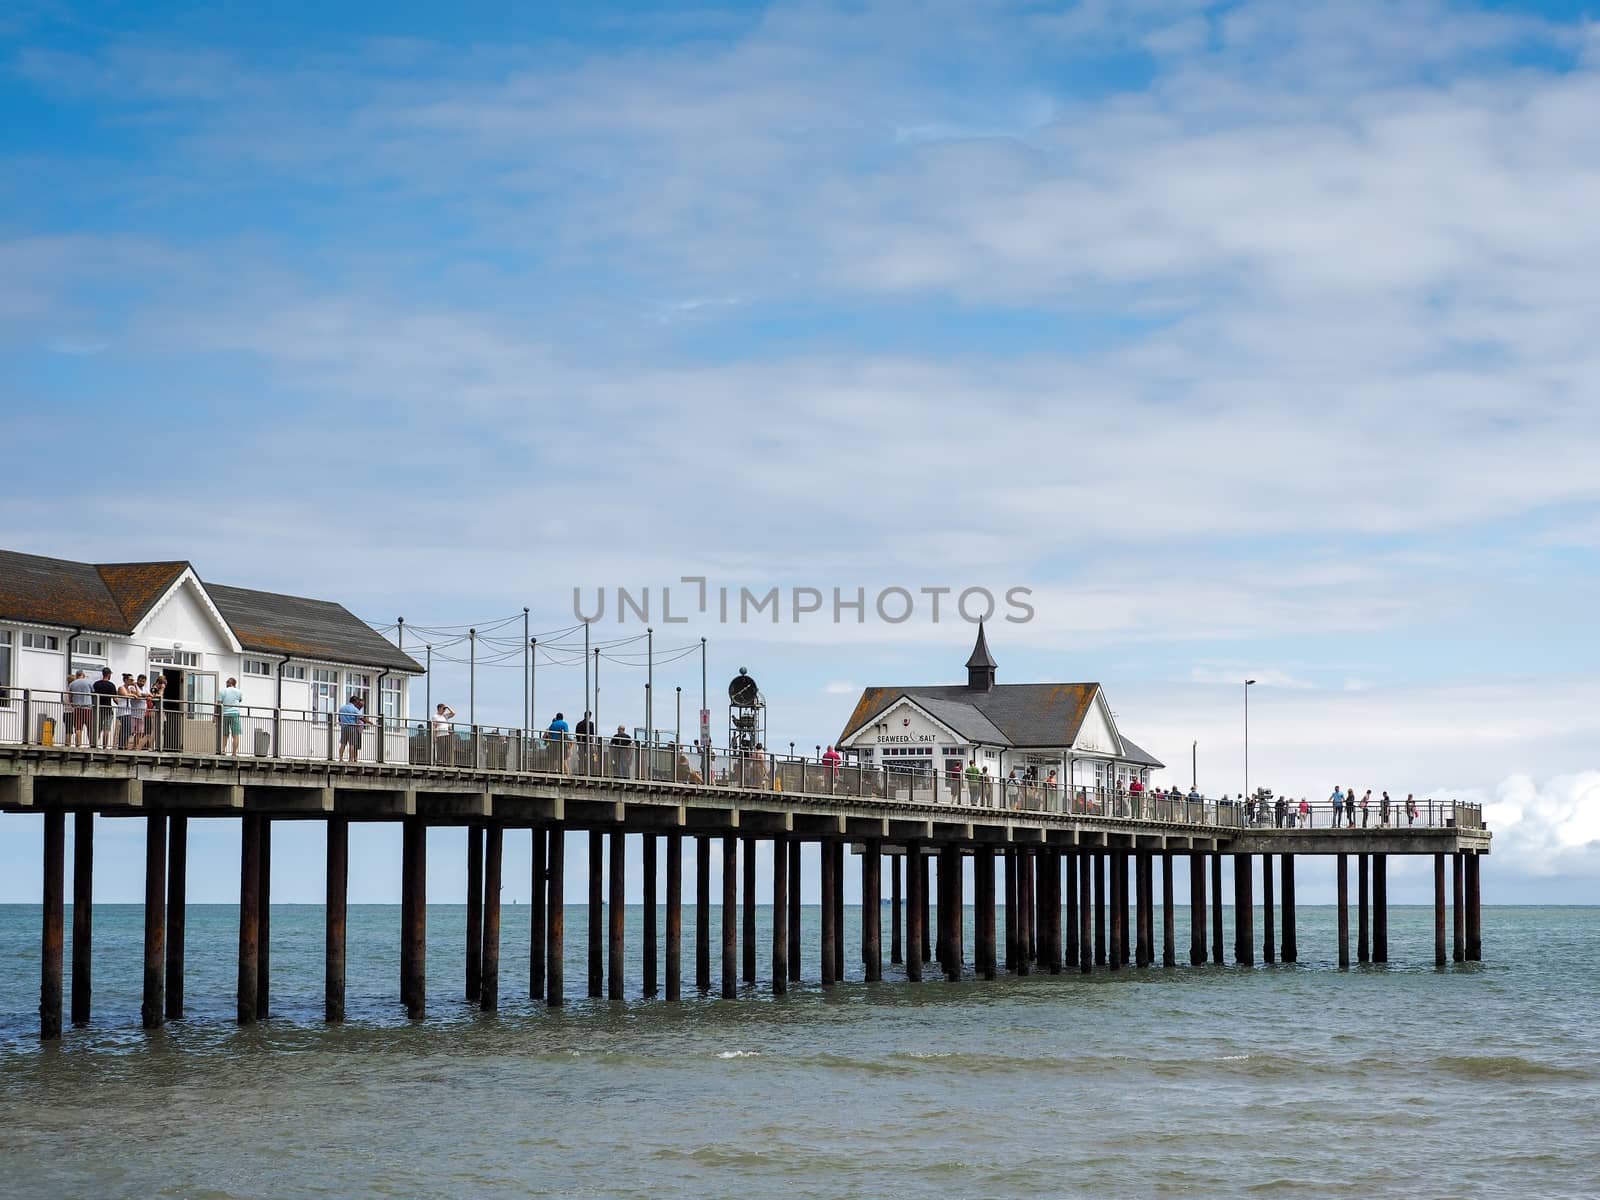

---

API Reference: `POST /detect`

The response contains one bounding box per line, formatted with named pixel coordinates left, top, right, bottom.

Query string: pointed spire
left=966, top=620, right=997, bottom=691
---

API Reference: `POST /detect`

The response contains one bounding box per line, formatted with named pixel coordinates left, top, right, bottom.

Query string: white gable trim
left=131, top=568, right=243, bottom=654
left=1071, top=686, right=1126, bottom=758
left=841, top=695, right=973, bottom=749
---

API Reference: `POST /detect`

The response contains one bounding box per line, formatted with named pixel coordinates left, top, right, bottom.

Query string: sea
left=1, top=904, right=1596, bottom=1199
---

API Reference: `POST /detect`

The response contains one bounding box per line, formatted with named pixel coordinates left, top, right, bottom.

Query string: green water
left=1, top=904, right=1597, bottom=1198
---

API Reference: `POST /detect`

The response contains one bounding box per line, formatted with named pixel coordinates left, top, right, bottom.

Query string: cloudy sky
left=2, top=0, right=1598, bottom=905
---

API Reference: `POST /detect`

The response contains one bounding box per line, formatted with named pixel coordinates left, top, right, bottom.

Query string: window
left=74, top=638, right=105, bottom=657
left=21, top=632, right=61, bottom=651
left=311, top=668, right=339, bottom=718
left=344, top=671, right=371, bottom=710
left=380, top=676, right=402, bottom=721
left=242, top=658, right=273, bottom=677
left=281, top=664, right=306, bottom=681
left=150, top=649, right=200, bottom=668
left=0, top=630, right=11, bottom=707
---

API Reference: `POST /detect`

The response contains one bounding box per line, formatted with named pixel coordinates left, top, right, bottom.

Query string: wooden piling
left=237, top=813, right=260, bottom=1025
left=1078, top=850, right=1092, bottom=973
left=666, top=831, right=682, bottom=1000
left=1016, top=849, right=1031, bottom=976
left=401, top=818, right=427, bottom=1019
left=1433, top=852, right=1446, bottom=967
left=1465, top=852, right=1481, bottom=962
left=530, top=825, right=547, bottom=1001
left=1188, top=851, right=1205, bottom=965
left=1373, top=852, right=1388, bottom=964
left=1004, top=851, right=1018, bottom=972
left=466, top=825, right=483, bottom=1003
left=1336, top=852, right=1350, bottom=969
left=972, top=851, right=985, bottom=979
left=588, top=830, right=604, bottom=998
left=864, top=839, right=882, bottom=982
left=1108, top=851, right=1122, bottom=972
left=1119, top=853, right=1131, bottom=965
left=946, top=846, right=963, bottom=982
left=1209, top=852, right=1224, bottom=965
left=906, top=841, right=924, bottom=983
left=1358, top=853, right=1370, bottom=965
left=1161, top=853, right=1175, bottom=969
left=644, top=833, right=658, bottom=998
left=546, top=827, right=564, bottom=1006
left=1029, top=851, right=1042, bottom=963
left=697, top=836, right=712, bottom=992
left=1064, top=852, right=1079, bottom=968
left=142, top=813, right=166, bottom=1029
left=41, top=810, right=65, bottom=1041
left=1452, top=852, right=1465, bottom=964
left=1094, top=852, right=1106, bottom=966
left=722, top=835, right=738, bottom=998
left=787, top=838, right=802, bottom=981
left=890, top=852, right=903, bottom=966
left=1046, top=851, right=1062, bottom=974
left=609, top=829, right=625, bottom=1000
left=833, top=841, right=846, bottom=983
left=257, top=818, right=271, bottom=1018
left=1261, top=852, right=1274, bottom=966
left=165, top=815, right=186, bottom=1021
left=71, top=811, right=92, bottom=1028
left=482, top=824, right=502, bottom=1012
left=742, top=835, right=757, bottom=985
left=1280, top=854, right=1296, bottom=964
left=772, top=834, right=788, bottom=995
left=918, top=851, right=932, bottom=965
left=1135, top=851, right=1151, bottom=968
left=325, top=816, right=347, bottom=1023
left=1234, top=853, right=1254, bottom=966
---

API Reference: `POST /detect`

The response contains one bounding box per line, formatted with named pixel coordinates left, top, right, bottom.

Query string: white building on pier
left=836, top=624, right=1164, bottom=798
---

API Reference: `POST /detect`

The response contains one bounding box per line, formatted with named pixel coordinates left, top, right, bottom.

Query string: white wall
left=1073, top=689, right=1118, bottom=755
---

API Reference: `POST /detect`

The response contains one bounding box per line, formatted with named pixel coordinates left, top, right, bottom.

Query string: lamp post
left=1244, top=679, right=1257, bottom=803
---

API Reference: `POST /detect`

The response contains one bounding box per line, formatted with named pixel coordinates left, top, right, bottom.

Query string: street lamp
left=1244, top=679, right=1257, bottom=803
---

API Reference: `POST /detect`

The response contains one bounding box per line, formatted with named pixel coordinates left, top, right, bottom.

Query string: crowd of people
left=60, top=667, right=168, bottom=751
left=1220, top=787, right=1425, bottom=828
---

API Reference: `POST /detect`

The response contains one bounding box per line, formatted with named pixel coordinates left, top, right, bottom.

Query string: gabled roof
left=840, top=682, right=1101, bottom=749
left=1111, top=735, right=1165, bottom=769
left=0, top=548, right=422, bottom=673
left=0, top=550, right=190, bottom=633
left=206, top=583, right=422, bottom=673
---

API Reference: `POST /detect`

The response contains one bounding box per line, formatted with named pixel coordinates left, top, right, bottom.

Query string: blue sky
left=3, top=0, right=1600, bottom=904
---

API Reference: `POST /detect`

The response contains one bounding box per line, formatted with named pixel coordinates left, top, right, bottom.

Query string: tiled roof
left=0, top=550, right=189, bottom=632
left=840, top=681, right=1101, bottom=749
left=0, top=548, right=421, bottom=673
left=1113, top=735, right=1166, bottom=769
left=207, top=583, right=422, bottom=673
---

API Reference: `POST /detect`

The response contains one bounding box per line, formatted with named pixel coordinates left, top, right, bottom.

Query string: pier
left=2, top=725, right=1489, bottom=1041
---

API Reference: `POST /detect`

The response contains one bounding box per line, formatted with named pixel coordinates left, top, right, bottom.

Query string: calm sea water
left=1, top=903, right=1597, bottom=1198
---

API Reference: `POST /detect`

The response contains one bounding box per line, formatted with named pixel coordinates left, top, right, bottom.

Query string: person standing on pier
left=1405, top=794, right=1417, bottom=826
left=1298, top=796, right=1311, bottom=828
left=547, top=711, right=571, bottom=772
left=1329, top=786, right=1344, bottom=828
left=68, top=670, right=93, bottom=747
left=575, top=710, right=596, bottom=774
left=1380, top=791, right=1392, bottom=827
left=220, top=676, right=244, bottom=756
left=1359, top=789, right=1371, bottom=827
left=431, top=703, right=456, bottom=764
left=337, top=694, right=367, bottom=762
left=1344, top=788, right=1356, bottom=828
left=92, top=667, right=118, bottom=749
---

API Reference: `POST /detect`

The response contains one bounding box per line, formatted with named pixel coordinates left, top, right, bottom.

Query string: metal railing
left=0, top=688, right=1485, bottom=832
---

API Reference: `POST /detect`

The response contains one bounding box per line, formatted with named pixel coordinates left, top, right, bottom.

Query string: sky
left=2, top=0, right=1599, bottom=907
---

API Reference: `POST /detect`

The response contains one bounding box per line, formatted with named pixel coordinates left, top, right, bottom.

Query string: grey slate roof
left=207, top=583, right=423, bottom=673
left=841, top=682, right=1100, bottom=749
left=1113, top=735, right=1166, bottom=769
